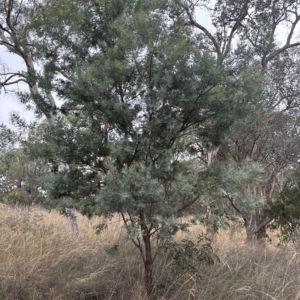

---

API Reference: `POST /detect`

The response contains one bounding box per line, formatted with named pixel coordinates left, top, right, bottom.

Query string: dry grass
left=0, top=205, right=300, bottom=299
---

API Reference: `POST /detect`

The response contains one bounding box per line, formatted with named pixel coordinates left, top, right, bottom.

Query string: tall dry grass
left=0, top=204, right=300, bottom=299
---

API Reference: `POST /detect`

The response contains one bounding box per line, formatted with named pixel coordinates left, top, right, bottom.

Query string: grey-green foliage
left=95, top=160, right=202, bottom=235
left=267, top=167, right=300, bottom=242
left=211, top=159, right=264, bottom=214
left=0, top=147, right=49, bottom=206
left=29, top=0, right=261, bottom=237
left=0, top=124, right=20, bottom=150
left=7, top=187, right=31, bottom=206
left=22, top=0, right=265, bottom=294
left=28, top=0, right=255, bottom=217
left=165, top=234, right=218, bottom=279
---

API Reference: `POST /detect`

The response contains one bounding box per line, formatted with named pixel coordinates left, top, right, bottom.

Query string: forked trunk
left=244, top=204, right=268, bottom=242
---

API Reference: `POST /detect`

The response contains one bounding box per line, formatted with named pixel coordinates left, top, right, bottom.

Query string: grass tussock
left=1, top=204, right=300, bottom=299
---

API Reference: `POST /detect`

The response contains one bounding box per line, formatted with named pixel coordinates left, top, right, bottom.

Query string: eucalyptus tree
left=180, top=0, right=300, bottom=241
left=267, top=166, right=300, bottom=242
left=26, top=0, right=264, bottom=296
left=0, top=0, right=81, bottom=235
left=0, top=0, right=57, bottom=124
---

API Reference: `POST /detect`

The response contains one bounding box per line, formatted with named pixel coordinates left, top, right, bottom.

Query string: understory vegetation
left=1, top=204, right=300, bottom=300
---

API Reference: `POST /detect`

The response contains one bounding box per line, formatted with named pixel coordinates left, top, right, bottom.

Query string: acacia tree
left=180, top=0, right=300, bottom=241
left=25, top=0, right=264, bottom=296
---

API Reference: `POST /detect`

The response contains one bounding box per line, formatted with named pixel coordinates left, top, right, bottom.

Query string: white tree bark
left=206, top=146, right=220, bottom=239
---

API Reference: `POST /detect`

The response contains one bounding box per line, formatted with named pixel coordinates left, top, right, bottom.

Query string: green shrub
left=7, top=188, right=30, bottom=206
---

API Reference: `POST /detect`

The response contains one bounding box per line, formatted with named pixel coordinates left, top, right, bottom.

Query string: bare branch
left=0, top=22, right=11, bottom=35
left=262, top=6, right=300, bottom=71
left=13, top=0, right=24, bottom=27
left=177, top=195, right=200, bottom=215
left=222, top=1, right=250, bottom=59
left=1, top=77, right=28, bottom=87
left=226, top=194, right=247, bottom=223
left=177, top=0, right=221, bottom=60
left=263, top=43, right=300, bottom=72
left=253, top=218, right=273, bottom=234
left=0, top=30, right=14, bottom=51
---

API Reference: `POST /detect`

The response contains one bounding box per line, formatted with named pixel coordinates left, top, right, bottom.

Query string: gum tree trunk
left=206, top=147, right=220, bottom=238
left=65, top=207, right=80, bottom=238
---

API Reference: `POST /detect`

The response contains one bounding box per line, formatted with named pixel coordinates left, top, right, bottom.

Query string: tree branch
left=222, top=1, right=249, bottom=59
left=177, top=195, right=200, bottom=216
left=253, top=218, right=273, bottom=234
left=177, top=1, right=221, bottom=60
left=226, top=194, right=247, bottom=223
left=6, top=0, right=15, bottom=34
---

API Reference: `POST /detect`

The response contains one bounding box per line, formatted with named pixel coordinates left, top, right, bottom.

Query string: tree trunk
left=139, top=210, right=154, bottom=299
left=206, top=147, right=220, bottom=238
left=244, top=204, right=267, bottom=242
left=142, top=234, right=154, bottom=299
left=65, top=207, right=80, bottom=238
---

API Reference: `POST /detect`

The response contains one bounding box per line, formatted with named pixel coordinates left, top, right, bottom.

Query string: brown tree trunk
left=244, top=204, right=268, bottom=242
left=140, top=210, right=154, bottom=299
left=143, top=234, right=154, bottom=298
